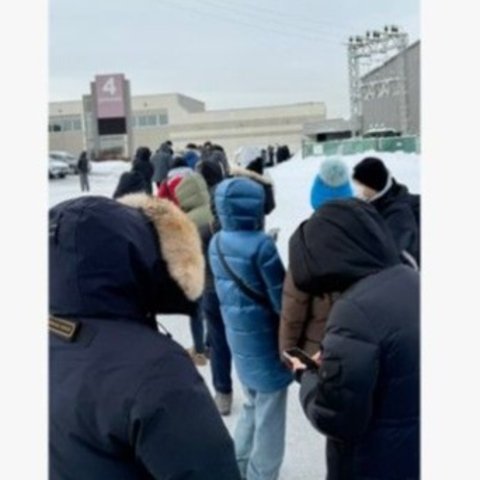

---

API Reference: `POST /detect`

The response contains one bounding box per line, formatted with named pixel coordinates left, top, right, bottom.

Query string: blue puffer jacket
left=184, top=149, right=200, bottom=170
left=209, top=178, right=292, bottom=393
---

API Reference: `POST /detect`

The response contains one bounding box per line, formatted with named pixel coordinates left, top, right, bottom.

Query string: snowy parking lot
left=49, top=152, right=420, bottom=480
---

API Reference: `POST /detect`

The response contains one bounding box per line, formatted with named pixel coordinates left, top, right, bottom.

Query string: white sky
left=49, top=0, right=419, bottom=118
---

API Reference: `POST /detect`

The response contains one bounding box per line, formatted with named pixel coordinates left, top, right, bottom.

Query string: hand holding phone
left=282, top=347, right=320, bottom=371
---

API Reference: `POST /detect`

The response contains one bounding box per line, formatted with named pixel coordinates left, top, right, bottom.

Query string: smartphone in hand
left=283, top=347, right=319, bottom=370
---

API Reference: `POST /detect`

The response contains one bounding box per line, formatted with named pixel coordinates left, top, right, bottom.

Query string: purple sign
left=95, top=74, right=126, bottom=119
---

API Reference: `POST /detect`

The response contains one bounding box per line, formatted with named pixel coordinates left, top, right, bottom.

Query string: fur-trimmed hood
left=49, top=195, right=204, bottom=324
left=230, top=166, right=272, bottom=186
left=118, top=193, right=205, bottom=301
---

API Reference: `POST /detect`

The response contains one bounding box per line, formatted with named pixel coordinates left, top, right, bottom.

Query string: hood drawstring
left=156, top=319, right=173, bottom=339
left=368, top=174, right=393, bottom=203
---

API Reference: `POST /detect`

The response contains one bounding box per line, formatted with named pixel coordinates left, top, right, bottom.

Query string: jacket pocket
left=318, top=359, right=343, bottom=406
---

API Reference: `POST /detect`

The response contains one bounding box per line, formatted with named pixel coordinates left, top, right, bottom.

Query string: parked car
left=363, top=128, right=402, bottom=138
left=49, top=158, right=69, bottom=179
left=49, top=151, right=82, bottom=174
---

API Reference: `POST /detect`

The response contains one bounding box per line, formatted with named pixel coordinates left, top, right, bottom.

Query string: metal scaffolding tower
left=347, top=26, right=409, bottom=134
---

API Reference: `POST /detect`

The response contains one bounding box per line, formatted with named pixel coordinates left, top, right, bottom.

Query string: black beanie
left=196, top=159, right=224, bottom=187
left=246, top=157, right=264, bottom=175
left=353, top=157, right=389, bottom=192
left=171, top=156, right=187, bottom=169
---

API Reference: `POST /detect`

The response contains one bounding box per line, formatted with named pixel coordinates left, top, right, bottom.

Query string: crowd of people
left=49, top=139, right=420, bottom=480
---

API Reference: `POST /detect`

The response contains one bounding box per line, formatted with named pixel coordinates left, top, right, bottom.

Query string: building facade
left=360, top=40, right=420, bottom=135
left=49, top=92, right=327, bottom=161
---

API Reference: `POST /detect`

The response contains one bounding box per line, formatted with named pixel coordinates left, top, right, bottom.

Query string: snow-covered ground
left=49, top=151, right=420, bottom=480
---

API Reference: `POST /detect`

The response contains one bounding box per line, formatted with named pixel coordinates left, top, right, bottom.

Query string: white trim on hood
left=368, top=174, right=393, bottom=203
left=230, top=166, right=272, bottom=186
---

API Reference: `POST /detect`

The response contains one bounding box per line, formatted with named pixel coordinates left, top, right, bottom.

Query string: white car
left=363, top=128, right=401, bottom=138
left=49, top=151, right=80, bottom=174
left=49, top=158, right=70, bottom=179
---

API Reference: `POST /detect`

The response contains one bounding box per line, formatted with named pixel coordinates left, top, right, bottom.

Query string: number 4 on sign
left=102, top=77, right=117, bottom=96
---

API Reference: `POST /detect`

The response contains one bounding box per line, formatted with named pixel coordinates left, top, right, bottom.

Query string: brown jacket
left=279, top=269, right=339, bottom=356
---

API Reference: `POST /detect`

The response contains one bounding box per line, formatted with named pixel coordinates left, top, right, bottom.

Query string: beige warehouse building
left=49, top=92, right=327, bottom=161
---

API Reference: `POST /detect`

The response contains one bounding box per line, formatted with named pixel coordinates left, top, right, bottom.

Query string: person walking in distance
left=77, top=151, right=90, bottom=192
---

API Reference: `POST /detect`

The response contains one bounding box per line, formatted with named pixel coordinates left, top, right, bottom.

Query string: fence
left=302, top=135, right=420, bottom=158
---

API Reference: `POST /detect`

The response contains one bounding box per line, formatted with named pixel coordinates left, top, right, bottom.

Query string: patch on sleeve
left=49, top=316, right=81, bottom=342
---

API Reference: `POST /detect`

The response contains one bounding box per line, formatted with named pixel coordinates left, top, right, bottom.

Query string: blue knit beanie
left=311, top=157, right=353, bottom=210
left=319, top=157, right=350, bottom=187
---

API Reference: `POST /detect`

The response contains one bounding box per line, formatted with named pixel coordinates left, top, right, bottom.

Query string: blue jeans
left=235, top=386, right=288, bottom=480
left=189, top=300, right=205, bottom=354
left=202, top=289, right=233, bottom=394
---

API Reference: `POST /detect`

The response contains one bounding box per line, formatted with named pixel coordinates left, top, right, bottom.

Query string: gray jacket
left=151, top=144, right=173, bottom=183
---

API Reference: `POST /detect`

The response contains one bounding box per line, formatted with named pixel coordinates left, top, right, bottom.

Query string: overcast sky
left=49, top=0, right=419, bottom=118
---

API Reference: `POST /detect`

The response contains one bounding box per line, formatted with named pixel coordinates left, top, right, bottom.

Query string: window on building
left=73, top=119, right=82, bottom=131
left=158, top=114, right=168, bottom=125
left=63, top=120, right=73, bottom=131
left=48, top=123, right=62, bottom=132
left=136, top=114, right=159, bottom=128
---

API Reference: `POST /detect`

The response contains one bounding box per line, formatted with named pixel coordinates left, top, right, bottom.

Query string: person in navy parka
left=209, top=178, right=292, bottom=480
left=49, top=194, right=241, bottom=480
left=288, top=198, right=420, bottom=480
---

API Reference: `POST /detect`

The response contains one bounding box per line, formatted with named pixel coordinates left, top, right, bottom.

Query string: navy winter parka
left=132, top=147, right=154, bottom=194
left=49, top=195, right=241, bottom=480
left=289, top=199, right=420, bottom=480
left=209, top=178, right=292, bottom=393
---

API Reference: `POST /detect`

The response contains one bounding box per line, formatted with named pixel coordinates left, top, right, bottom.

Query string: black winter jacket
left=49, top=196, right=240, bottom=480
left=132, top=148, right=154, bottom=194
left=196, top=159, right=226, bottom=235
left=198, top=222, right=215, bottom=292
left=370, top=179, right=419, bottom=264
left=112, top=171, right=148, bottom=199
left=290, top=199, right=420, bottom=480
left=77, top=152, right=89, bottom=174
